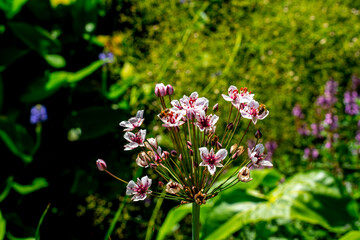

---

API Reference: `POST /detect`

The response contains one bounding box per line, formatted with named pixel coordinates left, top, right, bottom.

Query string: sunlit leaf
left=12, top=178, right=48, bottom=195
left=339, top=231, right=360, bottom=240
left=156, top=204, right=192, bottom=240
left=0, top=210, right=5, bottom=240
left=0, top=129, right=33, bottom=163
left=0, top=0, right=28, bottom=19
left=0, top=176, right=13, bottom=202
left=43, top=54, right=66, bottom=68
left=6, top=232, right=35, bottom=240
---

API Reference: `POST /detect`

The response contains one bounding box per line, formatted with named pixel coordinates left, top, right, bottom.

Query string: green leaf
left=0, top=210, right=5, bottom=240
left=43, top=54, right=66, bottom=68
left=21, top=60, right=105, bottom=102
left=156, top=204, right=192, bottom=240
left=8, top=22, right=60, bottom=56
left=107, top=76, right=140, bottom=100
left=0, top=130, right=32, bottom=163
left=6, top=232, right=35, bottom=240
left=35, top=204, right=51, bottom=240
left=201, top=170, right=357, bottom=240
left=0, top=176, right=14, bottom=202
left=339, top=231, right=360, bottom=240
left=0, top=0, right=28, bottom=19
left=12, top=178, right=48, bottom=195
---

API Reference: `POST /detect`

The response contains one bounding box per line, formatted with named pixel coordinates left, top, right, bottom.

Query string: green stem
left=145, top=190, right=165, bottom=240
left=192, top=203, right=200, bottom=240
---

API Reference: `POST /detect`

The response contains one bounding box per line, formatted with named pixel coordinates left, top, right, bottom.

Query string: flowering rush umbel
left=97, top=84, right=272, bottom=205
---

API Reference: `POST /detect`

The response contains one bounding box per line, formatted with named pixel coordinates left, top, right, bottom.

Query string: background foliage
left=0, top=0, right=359, bottom=239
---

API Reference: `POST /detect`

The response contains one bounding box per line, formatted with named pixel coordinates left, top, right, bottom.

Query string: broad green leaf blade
left=0, top=210, right=5, bottom=240
left=8, top=22, right=60, bottom=55
left=156, top=204, right=192, bottom=240
left=339, top=231, right=360, bottom=240
left=43, top=54, right=66, bottom=68
left=12, top=178, right=48, bottom=195
left=0, top=0, right=28, bottom=19
left=200, top=170, right=357, bottom=240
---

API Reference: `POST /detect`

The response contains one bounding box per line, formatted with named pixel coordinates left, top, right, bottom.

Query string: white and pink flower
left=195, top=111, right=219, bottom=132
left=240, top=100, right=269, bottom=124
left=158, top=109, right=186, bottom=128
left=248, top=144, right=273, bottom=168
left=199, top=147, right=228, bottom=175
left=172, top=92, right=209, bottom=120
left=119, top=110, right=145, bottom=131
left=222, top=86, right=254, bottom=110
left=126, top=176, right=152, bottom=201
left=124, top=130, right=146, bottom=150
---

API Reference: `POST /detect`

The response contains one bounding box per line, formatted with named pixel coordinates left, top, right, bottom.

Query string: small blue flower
left=30, top=104, right=48, bottom=124
left=98, top=52, right=114, bottom=64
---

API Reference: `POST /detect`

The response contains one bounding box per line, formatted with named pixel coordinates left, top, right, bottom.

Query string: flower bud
left=166, top=180, right=183, bottom=194
left=187, top=141, right=192, bottom=148
left=150, top=163, right=157, bottom=169
left=155, top=83, right=167, bottom=97
left=158, top=181, right=164, bottom=188
left=216, top=142, right=222, bottom=150
left=145, top=138, right=158, bottom=150
left=230, top=144, right=238, bottom=154
left=96, top=159, right=107, bottom=171
left=163, top=151, right=170, bottom=159
left=213, top=103, right=219, bottom=112
left=136, top=152, right=150, bottom=168
left=231, top=146, right=244, bottom=160
left=178, top=154, right=183, bottom=161
left=166, top=84, right=174, bottom=95
left=189, top=149, right=194, bottom=156
left=227, top=122, right=234, bottom=130
left=255, top=129, right=262, bottom=139
left=171, top=150, right=177, bottom=157
left=203, top=106, right=209, bottom=113
left=238, top=167, right=252, bottom=182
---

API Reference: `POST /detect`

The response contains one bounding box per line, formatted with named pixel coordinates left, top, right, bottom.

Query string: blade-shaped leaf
left=12, top=178, right=48, bottom=195
left=339, top=231, right=360, bottom=240
left=0, top=210, right=5, bottom=240
left=0, top=0, right=28, bottom=19
left=156, top=204, right=192, bottom=240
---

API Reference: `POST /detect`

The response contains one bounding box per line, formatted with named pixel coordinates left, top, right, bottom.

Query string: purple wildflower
left=316, top=79, right=338, bottom=109
left=303, top=148, right=319, bottom=160
left=324, top=113, right=339, bottom=131
left=311, top=123, right=324, bottom=137
left=344, top=91, right=359, bottom=115
left=98, top=52, right=114, bottom=64
left=30, top=104, right=48, bottom=124
left=297, top=123, right=310, bottom=136
left=292, top=104, right=304, bottom=119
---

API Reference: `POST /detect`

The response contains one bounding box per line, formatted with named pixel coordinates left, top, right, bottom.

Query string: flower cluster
left=97, top=84, right=271, bottom=205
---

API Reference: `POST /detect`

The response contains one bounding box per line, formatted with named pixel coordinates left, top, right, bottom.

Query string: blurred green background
left=0, top=0, right=359, bottom=239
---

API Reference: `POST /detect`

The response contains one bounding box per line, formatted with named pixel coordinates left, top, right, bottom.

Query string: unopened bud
left=255, top=129, right=262, bottom=139
left=178, top=154, right=183, bottom=161
left=227, top=122, right=234, bottom=130
left=150, top=163, right=157, bottom=169
left=203, top=106, right=208, bottom=113
left=232, top=146, right=244, bottom=160
left=171, top=150, right=177, bottom=157
left=155, top=83, right=167, bottom=97
left=166, top=84, right=174, bottom=95
left=212, top=103, right=219, bottom=112
left=163, top=151, right=170, bottom=159
left=238, top=167, right=252, bottom=182
left=96, top=159, right=107, bottom=171
left=158, top=181, right=164, bottom=188
left=187, top=141, right=192, bottom=148
left=216, top=142, right=222, bottom=150
left=211, top=135, right=219, bottom=146
left=232, top=151, right=240, bottom=160
left=189, top=149, right=194, bottom=156
left=230, top=144, right=238, bottom=154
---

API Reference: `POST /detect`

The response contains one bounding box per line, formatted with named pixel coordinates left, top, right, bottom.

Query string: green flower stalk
left=97, top=84, right=272, bottom=238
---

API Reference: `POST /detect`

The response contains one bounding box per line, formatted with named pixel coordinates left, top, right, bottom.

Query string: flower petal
left=260, top=160, right=273, bottom=167
left=124, top=142, right=138, bottom=151
left=215, top=149, right=228, bottom=161
left=255, top=144, right=265, bottom=154
left=124, top=132, right=135, bottom=142
left=208, top=165, right=216, bottom=175
left=136, top=110, right=144, bottom=119
left=199, top=147, right=209, bottom=160
left=141, top=175, right=152, bottom=188
left=126, top=180, right=137, bottom=195
left=222, top=94, right=233, bottom=102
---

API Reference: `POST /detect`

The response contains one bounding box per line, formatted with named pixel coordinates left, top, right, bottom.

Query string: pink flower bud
left=187, top=141, right=192, bottom=148
left=171, top=150, right=177, bottom=157
left=189, top=149, right=194, bottom=156
left=96, top=159, right=107, bottom=171
left=227, top=122, right=234, bottom=130
left=163, top=151, right=170, bottom=159
left=158, top=181, right=164, bottom=188
left=166, top=84, right=174, bottom=95
left=255, top=129, right=262, bottom=139
left=155, top=83, right=167, bottom=97
left=178, top=154, right=183, bottom=161
left=213, top=103, right=219, bottom=112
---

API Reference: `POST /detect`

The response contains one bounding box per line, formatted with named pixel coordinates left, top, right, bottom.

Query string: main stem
left=192, top=203, right=200, bottom=240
